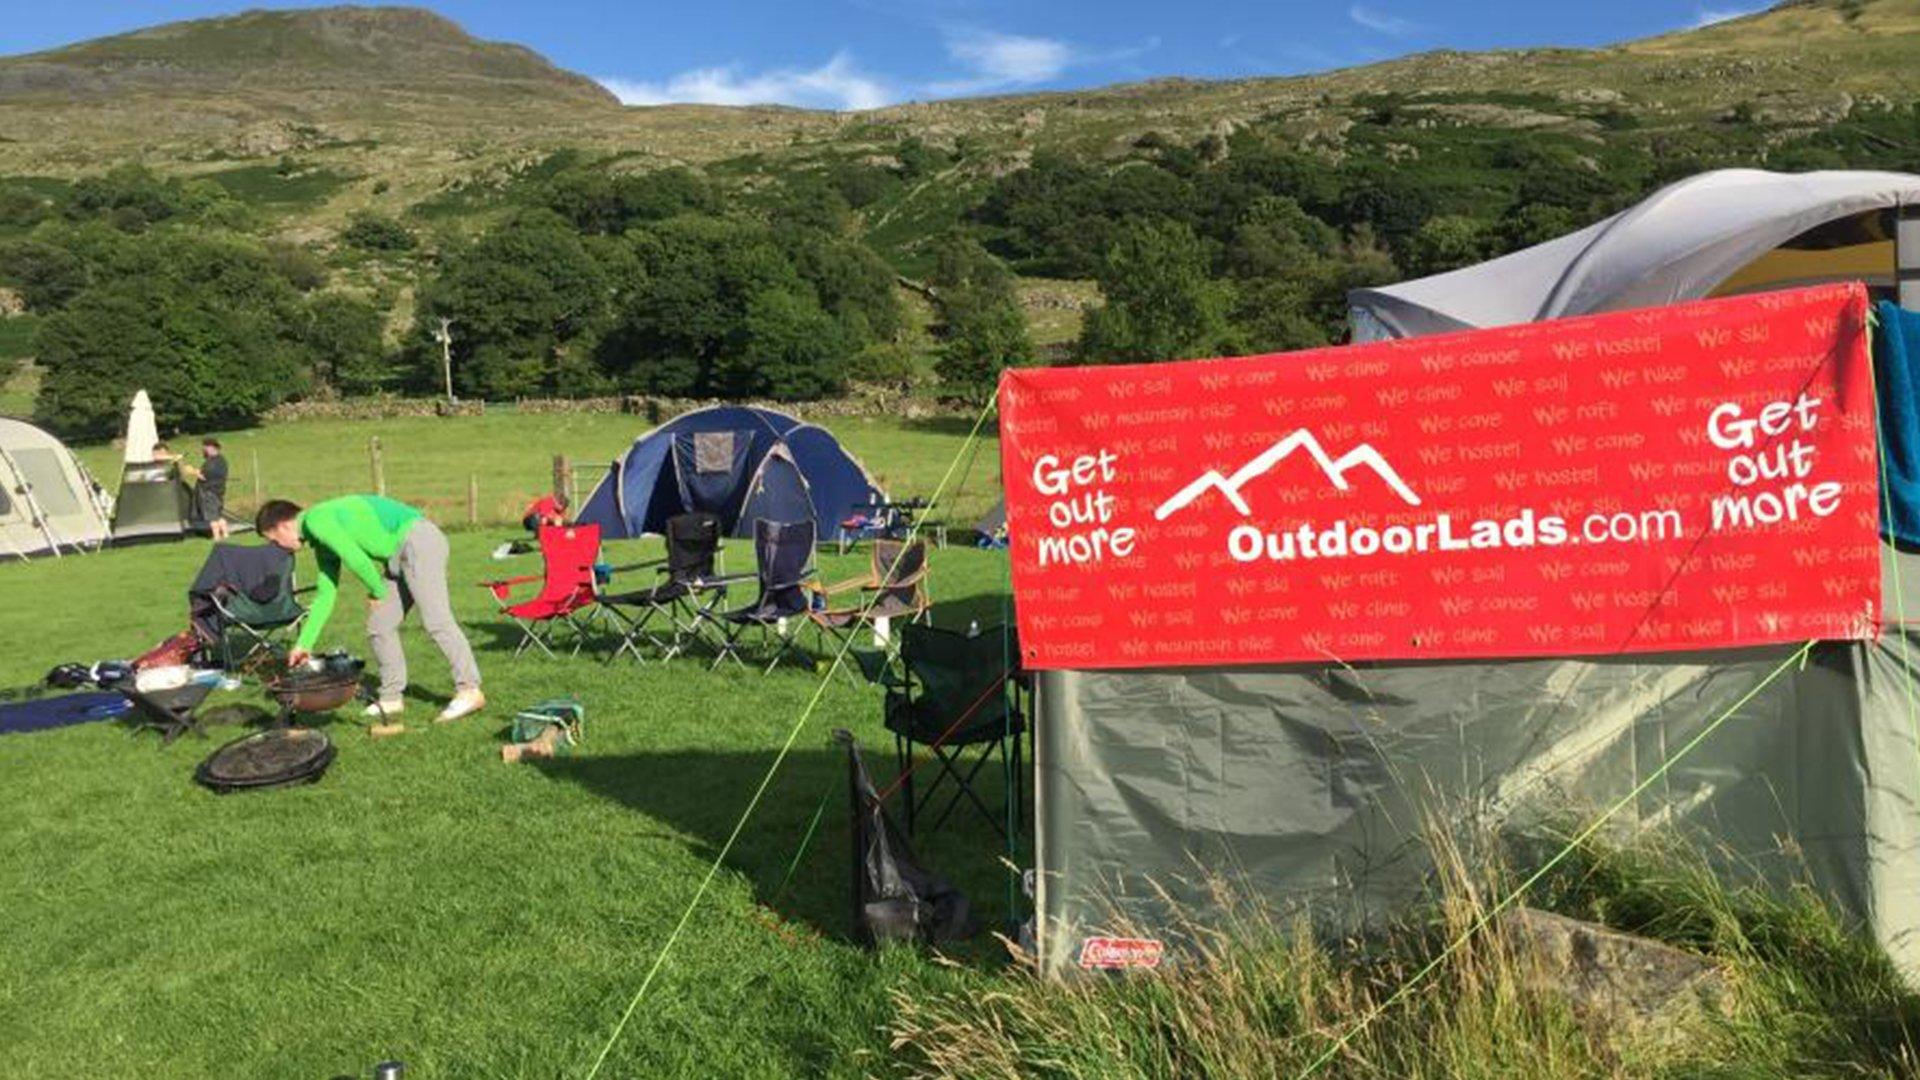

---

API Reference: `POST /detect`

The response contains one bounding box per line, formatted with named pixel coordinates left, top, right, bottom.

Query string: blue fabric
left=0, top=691, right=131, bottom=735
left=672, top=430, right=755, bottom=520
left=1875, top=301, right=1920, bottom=547
left=737, top=448, right=815, bottom=537
left=574, top=406, right=883, bottom=541
left=786, top=424, right=881, bottom=535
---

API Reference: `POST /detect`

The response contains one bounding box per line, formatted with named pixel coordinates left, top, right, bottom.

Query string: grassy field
left=63, top=409, right=1003, bottom=536
left=0, top=523, right=1017, bottom=1077
left=0, top=410, right=1016, bottom=1077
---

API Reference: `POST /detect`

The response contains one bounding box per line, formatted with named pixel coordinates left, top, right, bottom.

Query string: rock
left=1501, top=907, right=1730, bottom=1052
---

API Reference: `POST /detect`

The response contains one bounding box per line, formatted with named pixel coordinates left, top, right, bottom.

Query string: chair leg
left=897, top=732, right=915, bottom=837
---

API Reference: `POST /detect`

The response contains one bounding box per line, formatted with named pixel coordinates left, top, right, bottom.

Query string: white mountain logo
left=1154, top=429, right=1422, bottom=521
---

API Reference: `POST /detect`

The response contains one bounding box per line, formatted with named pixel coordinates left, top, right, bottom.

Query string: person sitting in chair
left=257, top=495, right=485, bottom=734
left=523, top=492, right=568, bottom=533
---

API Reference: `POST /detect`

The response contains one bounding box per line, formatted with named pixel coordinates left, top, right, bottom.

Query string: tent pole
left=1900, top=202, right=1920, bottom=312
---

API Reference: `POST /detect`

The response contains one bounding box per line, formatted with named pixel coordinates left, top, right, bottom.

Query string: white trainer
left=362, top=699, right=405, bottom=719
left=436, top=688, right=486, bottom=724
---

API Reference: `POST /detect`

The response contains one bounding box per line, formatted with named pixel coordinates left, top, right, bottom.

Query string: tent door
left=735, top=443, right=815, bottom=536
left=671, top=430, right=756, bottom=522
left=0, top=445, right=66, bottom=557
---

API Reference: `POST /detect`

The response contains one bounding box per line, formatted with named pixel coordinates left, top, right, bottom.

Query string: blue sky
left=2, top=1, right=1768, bottom=110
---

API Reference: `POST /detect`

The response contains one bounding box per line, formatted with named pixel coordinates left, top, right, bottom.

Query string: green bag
left=509, top=698, right=584, bottom=754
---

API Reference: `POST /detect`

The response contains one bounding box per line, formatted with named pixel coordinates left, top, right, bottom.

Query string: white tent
left=122, top=389, right=158, bottom=464
left=0, top=416, right=111, bottom=559
left=1349, top=168, right=1920, bottom=341
left=109, top=390, right=192, bottom=544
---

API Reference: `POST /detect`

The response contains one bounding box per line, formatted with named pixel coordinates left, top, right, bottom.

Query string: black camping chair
left=875, top=623, right=1027, bottom=840
left=187, top=543, right=307, bottom=671
left=600, top=511, right=729, bottom=664
left=699, top=518, right=818, bottom=673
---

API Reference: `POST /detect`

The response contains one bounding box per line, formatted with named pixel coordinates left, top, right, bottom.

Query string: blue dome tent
left=575, top=405, right=883, bottom=543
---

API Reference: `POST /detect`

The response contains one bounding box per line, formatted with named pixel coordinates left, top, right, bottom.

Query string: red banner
left=999, top=284, right=1881, bottom=670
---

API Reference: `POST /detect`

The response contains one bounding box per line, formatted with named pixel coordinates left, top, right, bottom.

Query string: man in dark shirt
left=189, top=438, right=230, bottom=540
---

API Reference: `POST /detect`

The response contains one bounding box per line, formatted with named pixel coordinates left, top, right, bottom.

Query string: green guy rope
left=1296, top=639, right=1816, bottom=1078
left=582, top=394, right=1000, bottom=1079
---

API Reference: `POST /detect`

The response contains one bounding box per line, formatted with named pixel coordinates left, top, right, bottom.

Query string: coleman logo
left=1077, top=936, right=1166, bottom=970
left=1153, top=429, right=1422, bottom=521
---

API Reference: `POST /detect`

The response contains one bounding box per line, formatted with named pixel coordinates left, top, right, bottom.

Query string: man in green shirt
left=258, top=496, right=484, bottom=729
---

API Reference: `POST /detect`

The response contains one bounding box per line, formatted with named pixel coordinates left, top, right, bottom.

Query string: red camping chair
left=480, top=524, right=603, bottom=658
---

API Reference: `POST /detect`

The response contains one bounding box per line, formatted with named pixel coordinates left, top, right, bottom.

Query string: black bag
left=833, top=729, right=975, bottom=946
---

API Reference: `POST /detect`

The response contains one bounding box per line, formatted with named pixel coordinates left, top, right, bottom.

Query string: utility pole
left=433, top=317, right=456, bottom=405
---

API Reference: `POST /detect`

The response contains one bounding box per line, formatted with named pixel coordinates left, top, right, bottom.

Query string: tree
left=724, top=288, right=846, bottom=399
left=339, top=211, right=416, bottom=252
left=928, top=233, right=1031, bottom=400
left=541, top=165, right=716, bottom=235
left=35, top=277, right=301, bottom=438
left=1403, top=214, right=1492, bottom=277
left=413, top=211, right=610, bottom=398
left=1077, top=220, right=1237, bottom=365
left=776, top=226, right=901, bottom=345
left=0, top=239, right=87, bottom=311
left=301, top=292, right=388, bottom=394
left=604, top=215, right=809, bottom=395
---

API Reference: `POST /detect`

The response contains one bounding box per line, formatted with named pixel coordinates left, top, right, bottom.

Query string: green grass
left=203, top=162, right=355, bottom=209
left=68, top=410, right=1003, bottom=534
left=0, top=525, right=1017, bottom=1077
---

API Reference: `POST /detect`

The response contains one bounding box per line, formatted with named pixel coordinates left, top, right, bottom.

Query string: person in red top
left=522, top=493, right=568, bottom=533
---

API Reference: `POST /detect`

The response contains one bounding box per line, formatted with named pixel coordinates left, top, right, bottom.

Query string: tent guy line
left=1295, top=638, right=1818, bottom=1078
left=580, top=393, right=1000, bottom=1080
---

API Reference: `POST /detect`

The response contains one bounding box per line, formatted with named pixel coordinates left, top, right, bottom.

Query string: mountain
left=0, top=1, right=1916, bottom=174
left=0, top=6, right=615, bottom=106
left=0, top=2, right=1917, bottom=301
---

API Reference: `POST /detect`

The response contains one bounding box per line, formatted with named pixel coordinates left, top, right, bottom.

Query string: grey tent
left=1348, top=168, right=1920, bottom=340
left=0, top=416, right=111, bottom=559
left=1022, top=186, right=1920, bottom=981
left=109, top=391, right=194, bottom=544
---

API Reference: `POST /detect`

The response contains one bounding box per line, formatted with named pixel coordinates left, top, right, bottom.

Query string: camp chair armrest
left=770, top=567, right=818, bottom=590
left=607, top=558, right=666, bottom=574
left=818, top=572, right=877, bottom=596
left=697, top=570, right=759, bottom=586
left=480, top=574, right=542, bottom=602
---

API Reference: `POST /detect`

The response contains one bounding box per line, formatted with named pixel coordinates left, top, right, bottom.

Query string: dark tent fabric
left=576, top=405, right=883, bottom=542
left=975, top=500, right=1006, bottom=539
left=187, top=543, right=295, bottom=641
left=737, top=444, right=815, bottom=534
left=672, top=431, right=755, bottom=518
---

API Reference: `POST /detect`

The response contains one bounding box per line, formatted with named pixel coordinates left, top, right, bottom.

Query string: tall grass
left=887, top=826, right=1920, bottom=1079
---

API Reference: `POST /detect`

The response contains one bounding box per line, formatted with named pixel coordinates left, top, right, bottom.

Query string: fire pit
left=263, top=655, right=370, bottom=725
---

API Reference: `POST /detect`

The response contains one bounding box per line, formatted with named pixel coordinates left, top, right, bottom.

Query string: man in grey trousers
left=258, top=495, right=484, bottom=735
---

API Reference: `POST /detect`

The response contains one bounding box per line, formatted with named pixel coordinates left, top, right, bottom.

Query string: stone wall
left=263, top=384, right=974, bottom=424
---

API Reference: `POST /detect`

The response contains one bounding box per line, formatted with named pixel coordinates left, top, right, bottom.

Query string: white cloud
left=598, top=26, right=1159, bottom=111
left=1691, top=5, right=1763, bottom=27
left=1348, top=4, right=1417, bottom=36
left=929, top=28, right=1075, bottom=96
left=597, top=53, right=894, bottom=111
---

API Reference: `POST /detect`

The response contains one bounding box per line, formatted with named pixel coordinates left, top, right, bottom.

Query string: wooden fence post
left=553, top=454, right=575, bottom=509
left=370, top=436, right=385, bottom=497
left=468, top=474, right=478, bottom=526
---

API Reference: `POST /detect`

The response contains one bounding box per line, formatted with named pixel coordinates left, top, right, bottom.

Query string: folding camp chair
left=599, top=512, right=729, bottom=664
left=810, top=539, right=931, bottom=661
left=879, top=623, right=1026, bottom=840
left=700, top=518, right=818, bottom=672
left=187, top=542, right=307, bottom=671
left=479, top=524, right=603, bottom=658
